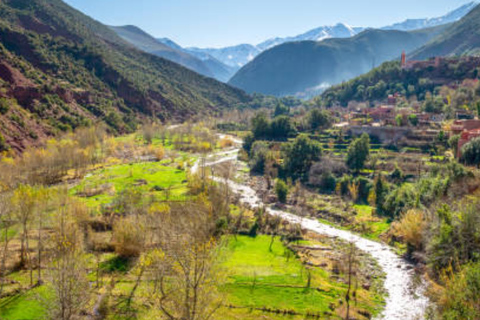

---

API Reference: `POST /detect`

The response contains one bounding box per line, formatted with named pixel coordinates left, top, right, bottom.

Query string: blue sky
left=64, top=0, right=474, bottom=48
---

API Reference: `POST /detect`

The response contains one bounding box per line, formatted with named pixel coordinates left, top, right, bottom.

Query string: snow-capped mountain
left=157, top=2, right=478, bottom=72
left=382, top=1, right=478, bottom=31
left=186, top=44, right=260, bottom=69
left=257, top=23, right=365, bottom=51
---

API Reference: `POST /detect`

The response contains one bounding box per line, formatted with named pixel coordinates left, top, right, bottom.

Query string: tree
left=44, top=200, right=90, bottom=320
left=307, top=109, right=331, bottom=131
left=461, top=137, right=480, bottom=167
left=343, top=243, right=358, bottom=320
left=249, top=141, right=269, bottom=174
left=374, top=175, right=388, bottom=214
left=269, top=115, right=296, bottom=140
left=273, top=102, right=289, bottom=117
left=251, top=112, right=270, bottom=139
left=12, top=185, right=40, bottom=284
left=150, top=203, right=223, bottom=320
left=408, top=114, right=419, bottom=126
left=0, top=193, right=13, bottom=295
left=283, top=135, right=322, bottom=181
left=275, top=179, right=288, bottom=203
left=346, top=133, right=370, bottom=172
left=243, top=132, right=255, bottom=154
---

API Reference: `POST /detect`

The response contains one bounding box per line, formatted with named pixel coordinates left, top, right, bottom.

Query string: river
left=195, top=139, right=429, bottom=320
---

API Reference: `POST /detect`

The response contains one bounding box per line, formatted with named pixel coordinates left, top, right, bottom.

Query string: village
left=329, top=56, right=480, bottom=159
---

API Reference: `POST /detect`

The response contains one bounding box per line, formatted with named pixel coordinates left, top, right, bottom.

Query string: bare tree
left=149, top=203, right=224, bottom=320
left=343, top=242, right=358, bottom=320
left=44, top=199, right=90, bottom=320
left=0, top=192, right=13, bottom=295
left=12, top=185, right=39, bottom=285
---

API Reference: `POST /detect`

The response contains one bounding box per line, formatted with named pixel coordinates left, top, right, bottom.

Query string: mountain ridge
left=0, top=0, right=250, bottom=151
left=160, top=2, right=477, bottom=71
left=228, top=26, right=448, bottom=97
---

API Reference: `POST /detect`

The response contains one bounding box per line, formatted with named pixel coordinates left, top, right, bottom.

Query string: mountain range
left=158, top=2, right=477, bottom=74
left=228, top=26, right=449, bottom=97
left=0, top=0, right=249, bottom=151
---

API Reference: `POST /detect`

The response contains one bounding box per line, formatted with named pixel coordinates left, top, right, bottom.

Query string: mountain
left=229, top=26, right=448, bottom=98
left=257, top=23, right=365, bottom=51
left=411, top=3, right=480, bottom=59
left=0, top=0, right=249, bottom=151
left=110, top=25, right=215, bottom=79
left=382, top=1, right=478, bottom=31
left=176, top=3, right=476, bottom=72
left=185, top=24, right=364, bottom=70
left=187, top=44, right=260, bottom=69
left=157, top=37, right=238, bottom=82
left=157, top=37, right=183, bottom=51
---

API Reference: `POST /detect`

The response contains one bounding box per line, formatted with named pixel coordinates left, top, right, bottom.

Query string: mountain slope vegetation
left=321, top=57, right=480, bottom=106
left=110, top=25, right=215, bottom=78
left=0, top=0, right=249, bottom=151
left=229, top=26, right=448, bottom=97
left=411, top=3, right=480, bottom=59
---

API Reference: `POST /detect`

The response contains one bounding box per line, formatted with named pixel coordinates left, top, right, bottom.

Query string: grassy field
left=218, top=235, right=383, bottom=320
left=71, top=160, right=190, bottom=209
left=351, top=205, right=390, bottom=241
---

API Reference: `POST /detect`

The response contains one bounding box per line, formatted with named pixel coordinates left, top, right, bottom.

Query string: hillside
left=110, top=25, right=215, bottom=79
left=0, top=0, right=250, bottom=151
left=411, top=3, right=480, bottom=59
left=321, top=57, right=480, bottom=106
left=229, top=26, right=448, bottom=97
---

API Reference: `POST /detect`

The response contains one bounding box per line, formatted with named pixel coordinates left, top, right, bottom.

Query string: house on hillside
left=451, top=119, right=480, bottom=135
left=364, top=106, right=396, bottom=124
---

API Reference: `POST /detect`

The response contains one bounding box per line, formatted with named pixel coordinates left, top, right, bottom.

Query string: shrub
left=437, top=262, right=480, bottom=320
left=0, top=98, right=10, bottom=114
left=383, top=183, right=417, bottom=218
left=391, top=210, right=427, bottom=255
left=219, top=137, right=234, bottom=148
left=112, top=216, right=145, bottom=258
left=0, top=133, right=8, bottom=152
left=249, top=141, right=269, bottom=174
left=275, top=179, right=288, bottom=203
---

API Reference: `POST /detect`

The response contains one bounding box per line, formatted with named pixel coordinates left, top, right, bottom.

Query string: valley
left=1, top=0, right=480, bottom=320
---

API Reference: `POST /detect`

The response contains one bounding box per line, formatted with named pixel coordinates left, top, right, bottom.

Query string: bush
left=0, top=98, right=10, bottom=115
left=249, top=141, right=269, bottom=174
left=275, top=179, right=288, bottom=203
left=437, top=262, right=480, bottom=320
left=383, top=183, right=417, bottom=218
left=0, top=133, right=8, bottom=152
left=391, top=210, right=426, bottom=255
left=112, top=217, right=145, bottom=258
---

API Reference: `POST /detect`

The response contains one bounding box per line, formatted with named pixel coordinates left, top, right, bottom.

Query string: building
left=401, top=51, right=442, bottom=70
left=364, top=106, right=396, bottom=123
left=451, top=119, right=480, bottom=135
